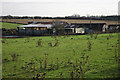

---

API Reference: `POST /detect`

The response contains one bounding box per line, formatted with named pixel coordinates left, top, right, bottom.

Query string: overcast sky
left=1, top=0, right=120, bottom=17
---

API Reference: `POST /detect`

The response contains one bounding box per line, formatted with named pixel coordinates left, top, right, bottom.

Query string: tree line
left=0, top=15, right=119, bottom=21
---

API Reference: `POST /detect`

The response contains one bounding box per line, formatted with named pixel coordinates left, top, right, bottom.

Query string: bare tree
left=52, top=20, right=65, bottom=35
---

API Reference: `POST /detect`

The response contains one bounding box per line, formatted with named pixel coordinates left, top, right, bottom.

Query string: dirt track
left=1, top=19, right=119, bottom=25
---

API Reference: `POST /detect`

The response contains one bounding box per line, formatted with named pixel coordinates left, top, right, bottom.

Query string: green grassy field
left=2, top=33, right=120, bottom=78
left=1, top=22, right=23, bottom=29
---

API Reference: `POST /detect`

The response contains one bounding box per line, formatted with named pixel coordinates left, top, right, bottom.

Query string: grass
left=2, top=33, right=120, bottom=78
left=1, top=22, right=23, bottom=29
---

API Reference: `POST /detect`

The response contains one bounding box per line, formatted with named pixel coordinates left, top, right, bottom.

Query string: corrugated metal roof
left=18, top=24, right=52, bottom=28
left=64, top=25, right=76, bottom=28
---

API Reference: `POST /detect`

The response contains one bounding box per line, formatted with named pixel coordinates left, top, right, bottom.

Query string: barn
left=107, top=24, right=120, bottom=33
left=17, top=24, right=53, bottom=36
left=18, top=21, right=111, bottom=35
left=70, top=23, right=107, bottom=34
left=64, top=25, right=85, bottom=34
left=17, top=21, right=69, bottom=35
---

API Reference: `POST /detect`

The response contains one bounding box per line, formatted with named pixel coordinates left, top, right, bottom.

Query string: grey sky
left=1, top=0, right=120, bottom=17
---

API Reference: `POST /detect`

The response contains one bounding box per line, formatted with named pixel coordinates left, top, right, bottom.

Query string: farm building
left=17, top=23, right=53, bottom=35
left=106, top=24, right=120, bottom=33
left=70, top=23, right=108, bottom=33
left=18, top=21, right=119, bottom=35
left=108, top=24, right=120, bottom=30
left=17, top=21, right=69, bottom=35
left=64, top=25, right=85, bottom=34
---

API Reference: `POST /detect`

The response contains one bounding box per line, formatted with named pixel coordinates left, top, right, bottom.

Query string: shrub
left=54, top=39, right=59, bottom=47
left=60, top=72, right=64, bottom=78
left=36, top=72, right=40, bottom=79
left=3, top=58, right=10, bottom=62
left=39, top=58, right=43, bottom=70
left=89, top=33, right=93, bottom=38
left=94, top=34, right=98, bottom=39
left=48, top=42, right=52, bottom=47
left=44, top=53, right=48, bottom=69
left=71, top=71, right=74, bottom=79
left=41, top=72, right=46, bottom=79
left=56, top=58, right=59, bottom=69
left=87, top=41, right=92, bottom=51
left=1, top=40, right=5, bottom=43
left=11, top=53, right=17, bottom=61
left=37, top=39, right=42, bottom=46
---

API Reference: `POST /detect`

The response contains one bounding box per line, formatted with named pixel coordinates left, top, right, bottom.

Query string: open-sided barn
left=64, top=25, right=85, bottom=34
left=70, top=23, right=108, bottom=34
left=106, top=24, right=120, bottom=33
